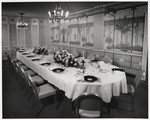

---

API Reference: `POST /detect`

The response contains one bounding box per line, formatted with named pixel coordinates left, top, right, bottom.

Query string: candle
left=82, top=51, right=85, bottom=58
left=54, top=46, right=55, bottom=52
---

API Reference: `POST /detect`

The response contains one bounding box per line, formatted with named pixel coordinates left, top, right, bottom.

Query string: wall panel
left=39, top=25, right=44, bottom=45
left=25, top=25, right=32, bottom=48
left=17, top=29, right=26, bottom=48
left=31, top=25, right=39, bottom=47
left=93, top=13, right=105, bottom=49
left=9, top=24, right=17, bottom=47
left=2, top=24, right=10, bottom=60
left=2, top=24, right=10, bottom=47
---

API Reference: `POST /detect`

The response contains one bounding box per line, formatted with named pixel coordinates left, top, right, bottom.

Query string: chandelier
left=16, top=13, right=28, bottom=29
left=48, top=3, right=69, bottom=23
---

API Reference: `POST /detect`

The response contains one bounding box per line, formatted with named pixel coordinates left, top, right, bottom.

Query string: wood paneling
left=93, top=13, right=105, bottom=50
left=39, top=25, right=44, bottom=45
left=9, top=24, right=17, bottom=47
left=2, top=24, right=10, bottom=47
left=25, top=25, right=32, bottom=48
left=17, top=29, right=26, bottom=48
left=31, top=25, right=39, bottom=47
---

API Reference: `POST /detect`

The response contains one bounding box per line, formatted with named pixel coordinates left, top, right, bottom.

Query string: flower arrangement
left=53, top=50, right=80, bottom=68
left=69, top=41, right=80, bottom=45
left=33, top=45, right=48, bottom=55
left=85, top=42, right=93, bottom=47
left=52, top=40, right=60, bottom=43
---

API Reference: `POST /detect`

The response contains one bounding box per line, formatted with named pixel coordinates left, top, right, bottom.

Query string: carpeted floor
left=2, top=60, right=148, bottom=118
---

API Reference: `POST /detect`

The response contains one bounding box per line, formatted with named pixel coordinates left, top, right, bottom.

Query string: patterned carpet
left=2, top=60, right=148, bottom=118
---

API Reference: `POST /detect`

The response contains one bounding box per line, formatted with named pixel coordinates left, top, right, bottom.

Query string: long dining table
left=16, top=50, right=127, bottom=103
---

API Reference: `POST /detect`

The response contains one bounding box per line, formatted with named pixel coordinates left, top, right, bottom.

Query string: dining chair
left=118, top=70, right=144, bottom=112
left=19, top=65, right=44, bottom=86
left=102, top=55, right=113, bottom=64
left=5, top=52, right=12, bottom=71
left=26, top=73, right=57, bottom=117
left=87, top=53, right=95, bottom=60
left=112, top=60, right=121, bottom=67
left=73, top=93, right=104, bottom=118
left=14, top=62, right=31, bottom=93
left=5, top=52, right=19, bottom=75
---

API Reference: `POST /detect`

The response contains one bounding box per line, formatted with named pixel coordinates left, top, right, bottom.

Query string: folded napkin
left=27, top=55, right=35, bottom=58
left=98, top=61, right=108, bottom=70
left=39, top=61, right=51, bottom=66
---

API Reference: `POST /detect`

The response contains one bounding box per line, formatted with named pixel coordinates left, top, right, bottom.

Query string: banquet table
left=16, top=51, right=127, bottom=103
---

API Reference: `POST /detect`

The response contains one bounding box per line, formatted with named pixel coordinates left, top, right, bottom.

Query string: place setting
left=22, top=52, right=31, bottom=55
left=48, top=67, right=65, bottom=75
left=18, top=49, right=26, bottom=52
left=26, top=55, right=36, bottom=58
left=31, top=58, right=41, bottom=61
left=77, top=75, right=102, bottom=83
left=38, top=61, right=52, bottom=66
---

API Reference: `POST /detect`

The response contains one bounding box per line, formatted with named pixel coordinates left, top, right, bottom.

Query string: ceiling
left=2, top=2, right=112, bottom=19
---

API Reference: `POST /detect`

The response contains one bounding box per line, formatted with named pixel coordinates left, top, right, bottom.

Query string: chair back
left=10, top=59, right=17, bottom=70
left=133, top=70, right=144, bottom=89
left=74, top=93, right=103, bottom=118
left=112, top=60, right=121, bottom=67
left=5, top=52, right=11, bottom=61
left=18, top=64, right=30, bottom=86
left=103, top=55, right=113, bottom=64
left=26, top=74, right=39, bottom=100
left=15, top=62, right=21, bottom=73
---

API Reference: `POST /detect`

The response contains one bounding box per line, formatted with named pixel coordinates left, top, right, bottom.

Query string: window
left=103, top=6, right=146, bottom=55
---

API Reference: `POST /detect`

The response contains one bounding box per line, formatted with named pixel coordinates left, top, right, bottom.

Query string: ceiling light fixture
left=16, top=13, right=28, bottom=29
left=48, top=3, right=69, bottom=23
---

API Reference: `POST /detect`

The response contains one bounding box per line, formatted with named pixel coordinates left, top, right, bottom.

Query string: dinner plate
left=99, top=69, right=109, bottom=73
left=52, top=68, right=64, bottom=73
left=31, top=58, right=40, bottom=61
left=27, top=55, right=35, bottom=58
left=84, top=75, right=98, bottom=82
left=90, top=59, right=99, bottom=62
left=40, top=62, right=51, bottom=66
left=22, top=53, right=30, bottom=55
left=18, top=50, right=26, bottom=52
left=112, top=68, right=125, bottom=72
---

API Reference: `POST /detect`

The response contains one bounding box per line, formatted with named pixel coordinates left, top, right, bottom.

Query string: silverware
left=77, top=79, right=85, bottom=83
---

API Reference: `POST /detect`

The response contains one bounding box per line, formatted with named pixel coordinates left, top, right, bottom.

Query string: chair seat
left=20, top=65, right=28, bottom=71
left=17, top=61, right=23, bottom=65
left=25, top=69, right=36, bottom=76
left=127, top=84, right=135, bottom=94
left=79, top=109, right=100, bottom=118
left=36, top=83, right=56, bottom=99
left=15, top=60, right=23, bottom=65
left=12, top=58, right=19, bottom=62
left=31, top=75, right=44, bottom=85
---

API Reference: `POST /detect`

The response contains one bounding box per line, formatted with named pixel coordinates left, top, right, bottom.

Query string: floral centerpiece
left=53, top=50, right=80, bottom=68
left=33, top=45, right=48, bottom=55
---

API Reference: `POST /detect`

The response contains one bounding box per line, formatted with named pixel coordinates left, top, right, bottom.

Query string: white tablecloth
left=17, top=51, right=127, bottom=103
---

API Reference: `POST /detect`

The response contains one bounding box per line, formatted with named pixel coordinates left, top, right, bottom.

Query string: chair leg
left=54, top=93, right=58, bottom=110
left=27, top=94, right=33, bottom=101
left=36, top=105, right=44, bottom=118
left=131, top=95, right=134, bottom=112
left=107, top=104, right=110, bottom=114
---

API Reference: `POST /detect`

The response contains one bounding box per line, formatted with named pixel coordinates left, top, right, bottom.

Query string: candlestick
left=54, top=46, right=55, bottom=52
left=82, top=51, right=85, bottom=59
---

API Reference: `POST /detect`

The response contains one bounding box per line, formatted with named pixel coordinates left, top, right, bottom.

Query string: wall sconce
left=79, top=12, right=88, bottom=19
